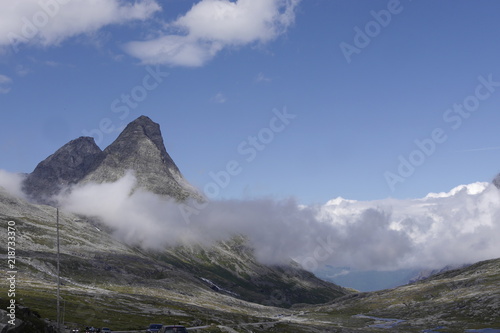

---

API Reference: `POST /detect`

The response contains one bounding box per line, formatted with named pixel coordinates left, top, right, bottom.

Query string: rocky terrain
left=1, top=116, right=348, bottom=331
left=302, top=257, right=500, bottom=332
left=0, top=185, right=347, bottom=332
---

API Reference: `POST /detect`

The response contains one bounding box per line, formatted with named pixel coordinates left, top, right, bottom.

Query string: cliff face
left=23, top=115, right=201, bottom=203
left=22, top=136, right=104, bottom=203
left=81, top=115, right=197, bottom=201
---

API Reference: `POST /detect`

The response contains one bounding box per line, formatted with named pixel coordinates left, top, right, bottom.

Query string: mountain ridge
left=22, top=115, right=201, bottom=203
left=22, top=136, right=104, bottom=203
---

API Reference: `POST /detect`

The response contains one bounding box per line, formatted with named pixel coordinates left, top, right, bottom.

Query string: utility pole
left=56, top=207, right=61, bottom=333
left=62, top=298, right=65, bottom=330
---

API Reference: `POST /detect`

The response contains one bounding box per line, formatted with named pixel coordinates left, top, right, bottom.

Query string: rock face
left=22, top=137, right=104, bottom=203
left=82, top=115, right=197, bottom=201
left=23, top=115, right=200, bottom=203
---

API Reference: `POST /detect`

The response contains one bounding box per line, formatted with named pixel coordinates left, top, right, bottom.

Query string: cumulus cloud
left=56, top=174, right=500, bottom=272
left=0, top=169, right=26, bottom=198
left=0, top=0, right=160, bottom=51
left=320, top=182, right=500, bottom=270
left=57, top=172, right=336, bottom=263
left=124, top=0, right=301, bottom=66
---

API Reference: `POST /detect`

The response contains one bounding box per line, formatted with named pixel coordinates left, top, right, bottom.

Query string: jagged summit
left=23, top=136, right=104, bottom=203
left=23, top=116, right=200, bottom=203
left=118, top=116, right=175, bottom=160
left=107, top=115, right=181, bottom=178
left=82, top=115, right=195, bottom=200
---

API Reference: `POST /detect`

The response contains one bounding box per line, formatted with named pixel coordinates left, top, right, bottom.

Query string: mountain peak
left=23, top=136, right=104, bottom=203
left=132, top=114, right=155, bottom=124
left=81, top=115, right=198, bottom=200
left=125, top=115, right=160, bottom=137
left=23, top=116, right=201, bottom=203
left=111, top=115, right=178, bottom=174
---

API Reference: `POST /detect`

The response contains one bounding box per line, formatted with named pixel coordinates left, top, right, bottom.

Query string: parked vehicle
left=159, top=325, right=188, bottom=333
left=101, top=328, right=112, bottom=333
left=146, top=323, right=163, bottom=333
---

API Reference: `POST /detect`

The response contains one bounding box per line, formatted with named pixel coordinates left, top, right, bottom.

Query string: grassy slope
left=302, top=257, right=500, bottom=331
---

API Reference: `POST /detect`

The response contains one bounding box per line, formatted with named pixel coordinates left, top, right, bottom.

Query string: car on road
left=159, top=325, right=188, bottom=333
left=146, top=323, right=163, bottom=333
left=101, top=328, right=112, bottom=333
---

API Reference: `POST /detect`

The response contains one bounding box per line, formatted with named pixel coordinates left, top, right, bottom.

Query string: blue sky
left=2, top=0, right=500, bottom=204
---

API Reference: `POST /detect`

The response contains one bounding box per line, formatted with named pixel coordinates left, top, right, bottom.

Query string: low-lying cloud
left=0, top=169, right=26, bottom=198
left=55, top=172, right=500, bottom=272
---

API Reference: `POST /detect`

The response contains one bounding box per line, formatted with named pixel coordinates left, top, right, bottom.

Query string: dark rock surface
left=23, top=115, right=200, bottom=203
left=82, top=115, right=197, bottom=201
left=22, top=137, right=104, bottom=204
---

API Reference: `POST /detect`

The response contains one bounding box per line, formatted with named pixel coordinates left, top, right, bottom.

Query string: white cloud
left=124, top=0, right=301, bottom=66
left=320, top=182, right=500, bottom=270
left=0, top=0, right=160, bottom=51
left=125, top=35, right=219, bottom=67
left=56, top=171, right=500, bottom=272
left=0, top=169, right=26, bottom=198
left=425, top=182, right=488, bottom=198
left=0, top=74, right=12, bottom=93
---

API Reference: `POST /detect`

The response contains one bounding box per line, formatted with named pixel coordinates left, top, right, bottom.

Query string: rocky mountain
left=22, top=136, right=104, bottom=204
left=408, top=264, right=470, bottom=284
left=23, top=115, right=201, bottom=203
left=81, top=115, right=200, bottom=201
left=1, top=115, right=351, bottom=331
left=0, top=185, right=348, bottom=332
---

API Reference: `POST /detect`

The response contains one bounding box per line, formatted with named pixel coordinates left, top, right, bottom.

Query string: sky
left=2, top=0, right=500, bottom=205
